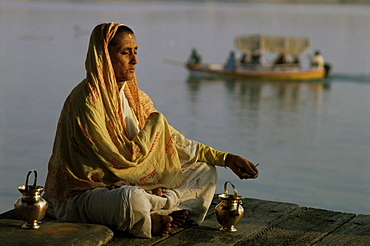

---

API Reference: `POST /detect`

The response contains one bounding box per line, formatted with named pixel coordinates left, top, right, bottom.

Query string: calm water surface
left=0, top=1, right=369, bottom=214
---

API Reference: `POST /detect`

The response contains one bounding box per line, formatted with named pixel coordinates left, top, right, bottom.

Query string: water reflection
left=186, top=77, right=328, bottom=113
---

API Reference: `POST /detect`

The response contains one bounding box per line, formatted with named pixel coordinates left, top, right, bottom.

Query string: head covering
left=85, top=23, right=155, bottom=135
left=45, top=23, right=182, bottom=201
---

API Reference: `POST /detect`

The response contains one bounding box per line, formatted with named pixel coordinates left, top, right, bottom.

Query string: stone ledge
left=0, top=219, right=113, bottom=246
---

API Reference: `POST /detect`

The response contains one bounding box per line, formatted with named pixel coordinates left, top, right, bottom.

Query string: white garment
left=45, top=185, right=174, bottom=238
left=45, top=161, right=217, bottom=238
left=120, top=83, right=140, bottom=139
left=311, top=54, right=325, bottom=69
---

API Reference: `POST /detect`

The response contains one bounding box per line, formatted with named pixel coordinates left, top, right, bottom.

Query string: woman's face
left=108, top=32, right=138, bottom=86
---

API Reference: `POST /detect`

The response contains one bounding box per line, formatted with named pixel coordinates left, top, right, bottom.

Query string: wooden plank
left=152, top=197, right=299, bottom=246
left=105, top=212, right=203, bottom=246
left=3, top=197, right=369, bottom=246
left=237, top=207, right=356, bottom=245
left=313, top=214, right=370, bottom=246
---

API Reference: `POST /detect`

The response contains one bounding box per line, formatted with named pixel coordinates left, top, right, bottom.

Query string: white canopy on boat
left=235, top=34, right=310, bottom=55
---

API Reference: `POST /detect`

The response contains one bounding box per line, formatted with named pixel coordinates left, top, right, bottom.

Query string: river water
left=0, top=1, right=369, bottom=215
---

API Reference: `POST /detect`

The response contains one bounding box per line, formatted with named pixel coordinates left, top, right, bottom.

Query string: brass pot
left=215, top=181, right=244, bottom=232
left=14, top=170, right=48, bottom=229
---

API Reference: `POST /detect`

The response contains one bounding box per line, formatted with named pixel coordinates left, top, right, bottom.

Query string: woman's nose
left=131, top=54, right=138, bottom=64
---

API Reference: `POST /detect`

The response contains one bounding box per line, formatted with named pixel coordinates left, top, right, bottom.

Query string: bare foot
left=151, top=214, right=173, bottom=237
left=169, top=210, right=189, bottom=228
left=146, top=187, right=163, bottom=196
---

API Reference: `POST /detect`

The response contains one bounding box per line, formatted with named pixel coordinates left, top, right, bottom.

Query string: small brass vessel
left=14, top=170, right=48, bottom=229
left=215, top=181, right=244, bottom=232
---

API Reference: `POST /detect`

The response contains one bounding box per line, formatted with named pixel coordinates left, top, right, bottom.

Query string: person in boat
left=44, top=23, right=259, bottom=238
left=251, top=50, right=261, bottom=65
left=292, top=55, right=300, bottom=65
left=311, top=50, right=325, bottom=69
left=187, top=48, right=202, bottom=65
left=240, top=52, right=250, bottom=65
left=224, top=50, right=236, bottom=70
left=273, top=53, right=288, bottom=66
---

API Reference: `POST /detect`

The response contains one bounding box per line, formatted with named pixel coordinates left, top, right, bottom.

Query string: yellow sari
left=45, top=23, right=182, bottom=201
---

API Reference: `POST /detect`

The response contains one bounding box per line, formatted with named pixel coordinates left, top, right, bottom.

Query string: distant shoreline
left=4, top=0, right=370, bottom=5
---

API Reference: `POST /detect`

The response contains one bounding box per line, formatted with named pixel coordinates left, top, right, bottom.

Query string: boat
left=186, top=34, right=330, bottom=81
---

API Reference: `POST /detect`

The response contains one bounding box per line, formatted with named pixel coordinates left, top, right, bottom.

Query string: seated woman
left=44, top=23, right=259, bottom=238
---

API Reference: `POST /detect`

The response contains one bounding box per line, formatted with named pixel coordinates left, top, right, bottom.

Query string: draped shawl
left=45, top=23, right=183, bottom=201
